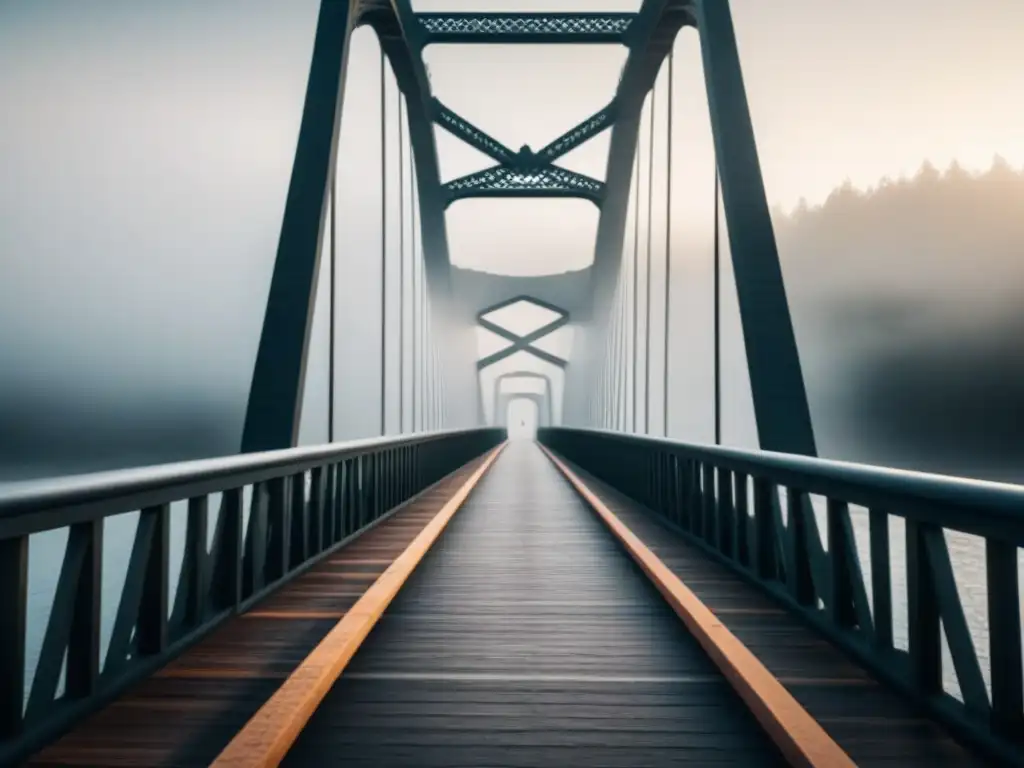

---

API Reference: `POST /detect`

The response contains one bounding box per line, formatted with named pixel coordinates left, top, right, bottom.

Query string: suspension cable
left=398, top=97, right=405, bottom=434
left=379, top=51, right=387, bottom=437
left=644, top=78, right=657, bottom=435
left=329, top=165, right=336, bottom=443
left=411, top=143, right=418, bottom=432
left=663, top=49, right=674, bottom=438
left=714, top=155, right=721, bottom=445
left=631, top=126, right=641, bottom=433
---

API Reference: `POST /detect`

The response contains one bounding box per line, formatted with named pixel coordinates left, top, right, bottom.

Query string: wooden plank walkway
left=27, top=456, right=489, bottom=768
left=553, top=453, right=987, bottom=768
left=282, top=442, right=787, bottom=767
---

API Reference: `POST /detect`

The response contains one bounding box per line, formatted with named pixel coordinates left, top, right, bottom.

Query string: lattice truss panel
left=432, top=99, right=616, bottom=206
left=447, top=165, right=604, bottom=203
left=417, top=13, right=635, bottom=41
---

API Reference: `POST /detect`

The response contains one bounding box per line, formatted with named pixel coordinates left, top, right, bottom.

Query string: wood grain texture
left=541, top=444, right=855, bottom=768
left=283, top=442, right=786, bottom=767
left=551, top=452, right=988, bottom=768
left=211, top=444, right=505, bottom=768
left=27, top=456, right=491, bottom=768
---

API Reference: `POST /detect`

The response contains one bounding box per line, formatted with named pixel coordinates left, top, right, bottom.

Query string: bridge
left=1, top=1, right=1022, bottom=766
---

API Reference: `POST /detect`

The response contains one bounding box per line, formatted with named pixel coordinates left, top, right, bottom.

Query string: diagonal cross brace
left=476, top=297, right=570, bottom=370
left=432, top=103, right=614, bottom=206
left=539, top=101, right=618, bottom=162
left=431, top=98, right=515, bottom=165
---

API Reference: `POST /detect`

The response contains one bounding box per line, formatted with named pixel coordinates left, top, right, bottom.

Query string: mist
left=3, top=1, right=1024, bottom=484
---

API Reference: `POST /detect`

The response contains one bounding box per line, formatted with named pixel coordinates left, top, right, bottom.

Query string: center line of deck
left=340, top=672, right=725, bottom=684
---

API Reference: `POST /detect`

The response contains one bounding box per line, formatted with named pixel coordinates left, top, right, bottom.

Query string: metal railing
left=0, top=428, right=503, bottom=765
left=539, top=427, right=1024, bottom=766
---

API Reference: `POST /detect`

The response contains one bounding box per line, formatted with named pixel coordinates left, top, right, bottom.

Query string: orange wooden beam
left=210, top=444, right=506, bottom=768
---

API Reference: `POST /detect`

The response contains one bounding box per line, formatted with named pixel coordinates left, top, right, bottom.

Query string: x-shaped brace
left=476, top=297, right=570, bottom=370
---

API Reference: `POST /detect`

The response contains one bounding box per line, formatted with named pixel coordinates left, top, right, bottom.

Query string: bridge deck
left=26, top=442, right=984, bottom=767
left=280, top=442, right=785, bottom=767
left=554, top=455, right=986, bottom=768
left=28, top=458, right=489, bottom=768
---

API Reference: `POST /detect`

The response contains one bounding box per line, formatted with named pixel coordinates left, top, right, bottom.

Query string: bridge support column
left=241, top=0, right=355, bottom=453
left=696, top=0, right=817, bottom=456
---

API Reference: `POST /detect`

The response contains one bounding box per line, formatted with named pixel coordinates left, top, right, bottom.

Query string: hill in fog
left=775, top=157, right=1024, bottom=481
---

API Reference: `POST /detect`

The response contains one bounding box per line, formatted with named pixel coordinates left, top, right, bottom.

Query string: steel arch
left=492, top=371, right=555, bottom=428
left=497, top=392, right=548, bottom=429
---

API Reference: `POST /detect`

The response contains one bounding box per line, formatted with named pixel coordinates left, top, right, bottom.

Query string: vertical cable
left=379, top=51, right=387, bottom=437
left=617, top=255, right=628, bottom=430
left=714, top=161, right=722, bottom=445
left=328, top=169, right=336, bottom=443
left=631, top=125, right=641, bottom=433
left=663, top=50, right=674, bottom=438
left=411, top=151, right=418, bottom=432
left=644, top=80, right=657, bottom=435
left=423, top=251, right=428, bottom=429
left=398, top=98, right=405, bottom=434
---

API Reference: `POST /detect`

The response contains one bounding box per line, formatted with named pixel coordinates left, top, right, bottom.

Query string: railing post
left=826, top=499, right=855, bottom=628
left=906, top=520, right=941, bottom=695
left=0, top=535, right=27, bottom=739
left=986, top=538, right=1023, bottom=735
left=66, top=520, right=103, bottom=698
left=734, top=473, right=749, bottom=567
left=137, top=504, right=170, bottom=655
left=701, top=463, right=715, bottom=544
left=753, top=477, right=777, bottom=581
left=180, top=497, right=209, bottom=629
left=220, top=489, right=244, bottom=610
left=869, top=508, right=893, bottom=650
left=719, top=469, right=735, bottom=557
left=290, top=472, right=308, bottom=568
left=786, top=490, right=815, bottom=606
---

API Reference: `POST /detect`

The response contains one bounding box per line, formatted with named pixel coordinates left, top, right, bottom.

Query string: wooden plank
left=282, top=442, right=786, bottom=768
left=550, top=452, right=988, bottom=768
left=541, top=444, right=855, bottom=768
left=26, top=455, right=493, bottom=768
left=209, top=444, right=506, bottom=768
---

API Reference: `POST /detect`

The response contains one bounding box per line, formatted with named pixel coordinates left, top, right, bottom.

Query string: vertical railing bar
left=906, top=519, right=941, bottom=695
left=869, top=507, right=893, bottom=650
left=289, top=472, right=307, bottom=570
left=214, top=488, right=243, bottom=611
left=827, top=499, right=855, bottom=628
left=788, top=489, right=814, bottom=606
left=734, top=472, right=749, bottom=567
left=0, top=534, right=28, bottom=738
left=137, top=503, right=170, bottom=656
left=66, top=519, right=103, bottom=700
left=184, top=496, right=208, bottom=628
left=986, top=538, right=1023, bottom=735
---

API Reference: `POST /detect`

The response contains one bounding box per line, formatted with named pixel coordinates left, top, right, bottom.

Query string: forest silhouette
left=774, top=157, right=1024, bottom=481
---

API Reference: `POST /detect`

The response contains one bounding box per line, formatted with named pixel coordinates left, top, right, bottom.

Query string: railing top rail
left=541, top=428, right=1024, bottom=541
left=0, top=429, right=501, bottom=537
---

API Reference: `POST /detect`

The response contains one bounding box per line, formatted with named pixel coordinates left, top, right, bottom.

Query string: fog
left=2, top=0, right=1024, bottom=483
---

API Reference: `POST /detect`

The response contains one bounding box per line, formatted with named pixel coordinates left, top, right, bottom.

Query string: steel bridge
left=1, top=1, right=1022, bottom=766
